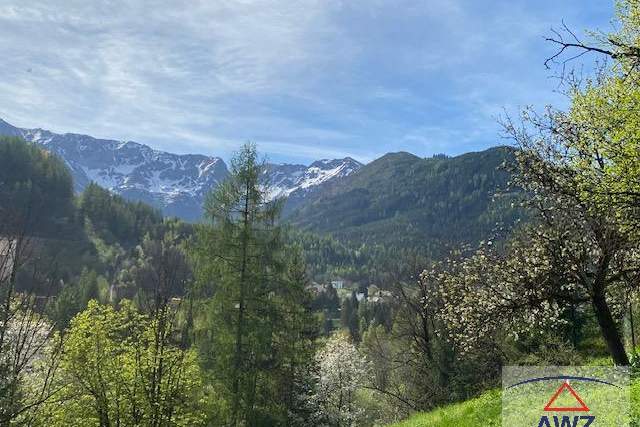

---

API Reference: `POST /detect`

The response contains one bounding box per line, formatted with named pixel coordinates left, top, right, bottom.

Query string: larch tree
left=193, top=143, right=313, bottom=425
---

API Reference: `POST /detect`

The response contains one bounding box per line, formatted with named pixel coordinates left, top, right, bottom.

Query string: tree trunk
left=231, top=180, right=251, bottom=426
left=591, top=289, right=629, bottom=365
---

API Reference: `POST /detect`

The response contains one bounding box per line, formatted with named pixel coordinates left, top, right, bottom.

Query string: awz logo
left=538, top=380, right=594, bottom=427
left=505, top=375, right=622, bottom=427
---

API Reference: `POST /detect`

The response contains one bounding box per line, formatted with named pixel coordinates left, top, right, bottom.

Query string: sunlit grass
left=389, top=390, right=501, bottom=427
left=390, top=370, right=640, bottom=427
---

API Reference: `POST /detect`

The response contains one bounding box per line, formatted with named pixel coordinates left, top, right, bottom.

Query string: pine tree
left=194, top=143, right=312, bottom=425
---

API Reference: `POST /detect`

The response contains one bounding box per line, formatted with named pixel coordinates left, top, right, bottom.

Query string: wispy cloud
left=0, top=0, right=613, bottom=164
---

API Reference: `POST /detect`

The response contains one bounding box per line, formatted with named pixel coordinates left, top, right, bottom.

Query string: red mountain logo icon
left=544, top=381, right=590, bottom=412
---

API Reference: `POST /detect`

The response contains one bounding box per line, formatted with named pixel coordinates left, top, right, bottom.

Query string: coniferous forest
left=3, top=1, right=640, bottom=426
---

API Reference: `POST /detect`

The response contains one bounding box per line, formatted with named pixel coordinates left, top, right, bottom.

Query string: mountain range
left=0, top=118, right=519, bottom=252
left=0, top=119, right=361, bottom=220
left=288, top=147, right=519, bottom=251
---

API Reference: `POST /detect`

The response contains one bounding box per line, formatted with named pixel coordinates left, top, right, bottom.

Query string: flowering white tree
left=312, top=332, right=368, bottom=426
left=433, top=115, right=640, bottom=365
left=433, top=236, right=567, bottom=354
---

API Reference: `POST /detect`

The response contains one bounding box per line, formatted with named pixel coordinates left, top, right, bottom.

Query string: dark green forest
left=288, top=147, right=521, bottom=252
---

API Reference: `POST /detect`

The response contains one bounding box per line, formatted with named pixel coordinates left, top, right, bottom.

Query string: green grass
left=389, top=389, right=501, bottom=427
left=390, top=376, right=640, bottom=427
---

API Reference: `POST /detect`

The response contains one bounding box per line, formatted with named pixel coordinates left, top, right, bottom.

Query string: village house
left=330, top=279, right=345, bottom=289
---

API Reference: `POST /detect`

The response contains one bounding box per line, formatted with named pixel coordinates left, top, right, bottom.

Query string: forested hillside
left=287, top=228, right=430, bottom=286
left=0, top=136, right=184, bottom=307
left=0, top=136, right=77, bottom=238
left=288, top=146, right=521, bottom=254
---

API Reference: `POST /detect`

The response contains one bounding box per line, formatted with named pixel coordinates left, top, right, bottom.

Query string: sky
left=0, top=0, right=615, bottom=164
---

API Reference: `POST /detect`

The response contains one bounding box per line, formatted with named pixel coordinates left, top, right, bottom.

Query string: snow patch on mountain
left=0, top=118, right=362, bottom=220
left=265, top=158, right=362, bottom=201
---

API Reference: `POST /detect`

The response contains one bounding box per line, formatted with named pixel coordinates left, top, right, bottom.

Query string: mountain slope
left=0, top=119, right=361, bottom=220
left=0, top=119, right=227, bottom=220
left=266, top=157, right=362, bottom=213
left=287, top=147, right=520, bottom=253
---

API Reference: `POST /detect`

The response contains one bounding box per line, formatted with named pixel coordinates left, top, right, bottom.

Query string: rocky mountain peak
left=0, top=119, right=362, bottom=221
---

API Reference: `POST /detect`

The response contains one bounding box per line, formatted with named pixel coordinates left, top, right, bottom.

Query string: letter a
left=538, top=415, right=552, bottom=427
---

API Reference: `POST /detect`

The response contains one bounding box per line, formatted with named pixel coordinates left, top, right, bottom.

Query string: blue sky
left=0, top=1, right=614, bottom=164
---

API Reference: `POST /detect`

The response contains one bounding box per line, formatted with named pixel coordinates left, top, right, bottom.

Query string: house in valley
left=330, top=279, right=345, bottom=290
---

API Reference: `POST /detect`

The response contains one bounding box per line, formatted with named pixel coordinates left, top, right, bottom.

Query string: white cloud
left=0, top=0, right=613, bottom=163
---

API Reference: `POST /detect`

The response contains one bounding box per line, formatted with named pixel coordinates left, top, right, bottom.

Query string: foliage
left=358, top=276, right=501, bottom=421
left=341, top=292, right=361, bottom=342
left=429, top=0, right=640, bottom=366
left=434, top=125, right=639, bottom=365
left=0, top=299, right=59, bottom=425
left=115, top=232, right=192, bottom=305
left=287, top=227, right=430, bottom=287
left=35, top=301, right=210, bottom=427
left=555, top=0, right=640, bottom=237
left=49, top=267, right=107, bottom=327
left=0, top=136, right=70, bottom=424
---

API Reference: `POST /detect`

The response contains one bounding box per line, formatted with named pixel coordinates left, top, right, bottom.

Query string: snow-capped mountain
left=0, top=119, right=227, bottom=220
left=0, top=119, right=362, bottom=220
left=265, top=157, right=362, bottom=211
